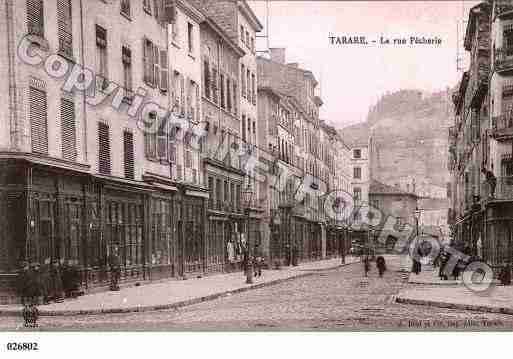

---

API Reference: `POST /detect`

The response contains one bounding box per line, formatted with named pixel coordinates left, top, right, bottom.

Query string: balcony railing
left=495, top=1, right=513, bottom=17
left=495, top=48, right=513, bottom=72
left=491, top=114, right=513, bottom=139
left=482, top=176, right=513, bottom=201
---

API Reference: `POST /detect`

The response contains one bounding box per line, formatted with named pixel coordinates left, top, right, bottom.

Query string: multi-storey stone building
left=449, top=1, right=498, bottom=265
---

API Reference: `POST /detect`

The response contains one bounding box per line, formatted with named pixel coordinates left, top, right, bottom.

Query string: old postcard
left=0, top=0, right=511, bottom=357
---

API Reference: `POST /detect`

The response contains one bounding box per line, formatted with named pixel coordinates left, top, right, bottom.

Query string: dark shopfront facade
left=269, top=205, right=324, bottom=265
left=0, top=159, right=209, bottom=303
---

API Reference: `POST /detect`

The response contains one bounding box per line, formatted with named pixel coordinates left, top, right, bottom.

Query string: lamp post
left=242, top=185, right=254, bottom=284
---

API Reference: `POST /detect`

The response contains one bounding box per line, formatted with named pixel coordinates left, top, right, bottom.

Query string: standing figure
left=363, top=256, right=370, bottom=277
left=376, top=256, right=386, bottom=278
left=284, top=243, right=291, bottom=266
left=253, top=243, right=262, bottom=278
left=499, top=264, right=512, bottom=286
left=108, top=247, right=121, bottom=291
left=227, top=239, right=236, bottom=272
left=292, top=244, right=299, bottom=266
left=50, top=260, right=64, bottom=302
left=16, top=261, right=30, bottom=305
left=39, top=258, right=51, bottom=304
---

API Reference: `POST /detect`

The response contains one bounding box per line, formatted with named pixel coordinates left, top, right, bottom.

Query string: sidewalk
left=397, top=267, right=513, bottom=315
left=0, top=256, right=359, bottom=317
left=408, top=266, right=462, bottom=285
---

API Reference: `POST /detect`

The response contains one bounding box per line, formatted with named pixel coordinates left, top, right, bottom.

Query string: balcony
left=494, top=48, right=513, bottom=73
left=491, top=114, right=513, bottom=140
left=482, top=176, right=513, bottom=201
left=495, top=1, right=513, bottom=18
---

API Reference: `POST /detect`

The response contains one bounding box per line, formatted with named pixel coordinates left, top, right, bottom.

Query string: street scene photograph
left=2, top=1, right=513, bottom=348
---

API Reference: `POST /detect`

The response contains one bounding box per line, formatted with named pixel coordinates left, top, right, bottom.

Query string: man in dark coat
left=39, top=259, right=52, bottom=304
left=376, top=256, right=386, bottom=277
left=499, top=264, right=511, bottom=286
left=16, top=261, right=30, bottom=305
left=108, top=247, right=121, bottom=291
left=363, top=256, right=370, bottom=277
left=50, top=260, right=64, bottom=302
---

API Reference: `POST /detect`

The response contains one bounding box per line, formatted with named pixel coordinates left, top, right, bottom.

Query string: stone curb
left=395, top=296, right=513, bottom=315
left=0, top=260, right=359, bottom=317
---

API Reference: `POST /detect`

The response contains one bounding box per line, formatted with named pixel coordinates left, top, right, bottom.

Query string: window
left=226, top=78, right=232, bottom=112
left=29, top=86, right=48, bottom=154
left=122, top=46, right=133, bottom=100
left=353, top=149, right=361, bottom=158
left=60, top=97, right=77, bottom=161
left=171, top=18, right=179, bottom=42
left=96, top=25, right=108, bottom=89
left=353, top=187, right=361, bottom=201
left=242, top=115, right=246, bottom=142
left=153, top=0, right=161, bottom=21
left=187, top=22, right=194, bottom=53
left=185, top=150, right=192, bottom=168
left=27, top=0, right=44, bottom=37
left=241, top=64, right=246, bottom=98
left=245, top=31, right=249, bottom=48
left=240, top=25, right=245, bottom=44
left=220, top=73, right=225, bottom=109
left=353, top=167, right=361, bottom=179
left=159, top=49, right=168, bottom=91
left=120, top=0, right=130, bottom=17
left=203, top=60, right=210, bottom=99
left=169, top=141, right=177, bottom=163
left=143, top=38, right=155, bottom=86
left=504, top=25, right=513, bottom=54
left=251, top=37, right=255, bottom=53
left=123, top=131, right=135, bottom=179
left=212, top=68, right=218, bottom=104
left=233, top=81, right=238, bottom=115
left=246, top=69, right=251, bottom=102
left=251, top=73, right=256, bottom=105
left=208, top=176, right=214, bottom=207
left=98, top=122, right=111, bottom=175
left=58, top=0, right=73, bottom=57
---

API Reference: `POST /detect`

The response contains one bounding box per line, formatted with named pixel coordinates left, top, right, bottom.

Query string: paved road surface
left=2, top=256, right=512, bottom=330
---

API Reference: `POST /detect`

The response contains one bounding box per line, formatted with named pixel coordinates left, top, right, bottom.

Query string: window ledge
left=172, top=41, right=180, bottom=49
left=188, top=53, right=195, bottom=61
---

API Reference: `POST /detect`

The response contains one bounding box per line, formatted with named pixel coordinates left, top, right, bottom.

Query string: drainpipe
left=6, top=0, right=18, bottom=151
left=79, top=0, right=88, bottom=163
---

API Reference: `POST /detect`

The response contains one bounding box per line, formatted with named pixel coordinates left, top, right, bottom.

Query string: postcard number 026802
left=6, top=342, right=39, bottom=351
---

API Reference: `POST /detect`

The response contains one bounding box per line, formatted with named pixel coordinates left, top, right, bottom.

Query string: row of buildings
left=0, top=0, right=364, bottom=301
left=449, top=0, right=513, bottom=269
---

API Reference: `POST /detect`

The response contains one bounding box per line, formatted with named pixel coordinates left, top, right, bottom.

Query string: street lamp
left=242, top=185, right=254, bottom=284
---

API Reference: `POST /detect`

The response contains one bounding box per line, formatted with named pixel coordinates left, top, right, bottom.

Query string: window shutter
left=29, top=87, right=48, bottom=154
left=157, top=122, right=168, bottom=161
left=186, top=77, right=192, bottom=117
left=176, top=164, right=183, bottom=181
left=160, top=49, right=168, bottom=91
left=180, top=74, right=185, bottom=115
left=98, top=122, right=111, bottom=175
left=61, top=97, right=77, bottom=161
left=27, top=0, right=44, bottom=37
left=123, top=131, right=135, bottom=179
left=57, top=0, right=73, bottom=57
left=185, top=150, right=192, bottom=168
left=153, top=44, right=160, bottom=88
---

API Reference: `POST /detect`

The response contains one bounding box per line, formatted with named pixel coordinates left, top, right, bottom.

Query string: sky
left=248, top=0, right=480, bottom=129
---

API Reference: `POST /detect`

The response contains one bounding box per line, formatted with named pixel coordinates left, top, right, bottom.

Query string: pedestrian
left=227, top=238, right=236, bottom=272
left=108, top=247, right=121, bottom=291
left=39, top=258, right=51, bottom=304
left=27, top=263, right=42, bottom=305
left=16, top=261, right=30, bottom=306
left=376, top=256, right=386, bottom=278
left=284, top=243, right=291, bottom=266
left=50, top=259, right=64, bottom=302
left=363, top=256, right=370, bottom=277
left=253, top=243, right=262, bottom=278
left=499, top=264, right=511, bottom=286
left=292, top=244, right=299, bottom=266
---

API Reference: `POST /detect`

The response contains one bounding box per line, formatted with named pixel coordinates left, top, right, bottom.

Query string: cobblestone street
left=2, top=257, right=513, bottom=331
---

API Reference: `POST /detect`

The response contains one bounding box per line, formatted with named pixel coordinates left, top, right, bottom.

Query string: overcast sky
left=248, top=1, right=480, bottom=129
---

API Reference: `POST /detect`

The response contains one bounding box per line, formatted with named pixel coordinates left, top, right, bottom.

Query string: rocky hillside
left=340, top=88, right=453, bottom=197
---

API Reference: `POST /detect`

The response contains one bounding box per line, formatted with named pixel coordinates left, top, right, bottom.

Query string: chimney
left=269, top=48, right=286, bottom=64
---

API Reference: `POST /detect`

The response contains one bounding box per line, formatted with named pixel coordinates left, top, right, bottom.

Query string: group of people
left=16, top=259, right=82, bottom=306
left=227, top=234, right=265, bottom=279
left=363, top=255, right=387, bottom=278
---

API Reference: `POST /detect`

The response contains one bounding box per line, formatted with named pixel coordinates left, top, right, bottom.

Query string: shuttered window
left=203, top=60, right=210, bottom=99
left=27, top=0, right=44, bottom=37
left=123, top=131, right=135, bottom=179
left=30, top=87, right=48, bottom=154
left=122, top=46, right=133, bottom=99
left=143, top=38, right=154, bottom=86
left=60, top=97, right=77, bottom=161
left=57, top=0, right=73, bottom=57
left=98, top=122, right=111, bottom=175
left=160, top=49, right=168, bottom=91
